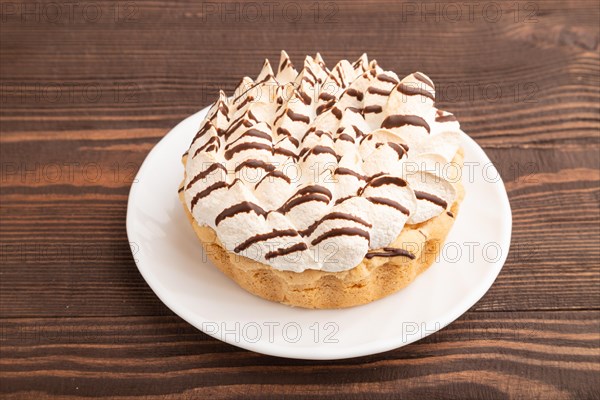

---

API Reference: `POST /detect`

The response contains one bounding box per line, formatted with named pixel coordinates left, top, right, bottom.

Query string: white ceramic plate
left=127, top=107, right=512, bottom=360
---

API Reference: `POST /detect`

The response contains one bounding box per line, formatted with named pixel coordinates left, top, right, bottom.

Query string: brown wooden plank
left=1, top=144, right=597, bottom=317
left=1, top=0, right=599, bottom=397
left=0, top=311, right=598, bottom=399
left=1, top=1, right=599, bottom=147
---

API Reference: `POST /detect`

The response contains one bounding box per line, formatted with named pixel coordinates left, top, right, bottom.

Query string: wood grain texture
left=1, top=312, right=599, bottom=399
left=1, top=0, right=599, bottom=398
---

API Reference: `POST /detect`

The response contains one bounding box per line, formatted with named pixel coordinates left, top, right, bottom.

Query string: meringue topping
left=183, top=51, right=464, bottom=272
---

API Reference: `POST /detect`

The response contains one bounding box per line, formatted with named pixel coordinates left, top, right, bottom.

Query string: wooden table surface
left=1, top=0, right=599, bottom=398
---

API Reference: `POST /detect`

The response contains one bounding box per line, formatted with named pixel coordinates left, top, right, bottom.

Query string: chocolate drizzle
left=193, top=136, right=220, bottom=157
left=224, top=142, right=272, bottom=160
left=276, top=127, right=291, bottom=137
left=186, top=163, right=227, bottom=190
left=225, top=128, right=271, bottom=150
left=352, top=125, right=364, bottom=137
left=414, top=190, right=448, bottom=209
left=337, top=133, right=355, bottom=143
left=247, top=110, right=259, bottom=123
left=234, top=229, right=298, bottom=253
left=299, top=212, right=372, bottom=237
left=191, top=181, right=229, bottom=210
left=365, top=248, right=415, bottom=260
left=265, top=242, right=308, bottom=260
left=217, top=101, right=229, bottom=116
left=316, top=101, right=335, bottom=115
left=335, top=167, right=367, bottom=180
left=367, top=86, right=392, bottom=96
left=255, top=170, right=291, bottom=188
left=286, top=109, right=310, bottom=124
left=273, top=110, right=285, bottom=126
left=191, top=122, right=213, bottom=144
left=278, top=193, right=330, bottom=214
left=215, top=201, right=267, bottom=225
left=346, top=88, right=364, bottom=101
left=295, top=185, right=332, bottom=200
left=377, top=73, right=399, bottom=84
left=302, top=76, right=315, bottom=85
left=300, top=145, right=338, bottom=161
left=332, top=107, right=343, bottom=119
left=221, top=115, right=250, bottom=140
left=234, top=159, right=276, bottom=173
left=397, top=84, right=435, bottom=101
left=369, top=175, right=407, bottom=189
left=300, top=127, right=316, bottom=142
left=334, top=196, right=353, bottom=205
left=273, top=147, right=299, bottom=160
left=436, top=111, right=457, bottom=123
left=367, top=196, right=410, bottom=216
left=414, top=72, right=435, bottom=89
left=381, top=115, right=431, bottom=133
left=311, top=227, right=370, bottom=246
left=278, top=185, right=332, bottom=214
left=237, top=95, right=254, bottom=109
left=279, top=57, right=289, bottom=71
left=233, top=74, right=272, bottom=103
left=313, top=130, right=333, bottom=140
left=387, top=142, right=408, bottom=159
left=363, top=105, right=383, bottom=114
left=298, top=90, right=312, bottom=105
left=319, top=92, right=336, bottom=101
left=358, top=175, right=407, bottom=195
left=305, top=67, right=318, bottom=83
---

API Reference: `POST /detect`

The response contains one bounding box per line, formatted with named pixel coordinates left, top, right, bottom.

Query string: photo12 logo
left=201, top=321, right=340, bottom=344
left=0, top=161, right=139, bottom=184
left=0, top=1, right=139, bottom=24
left=200, top=320, right=443, bottom=345
left=399, top=1, right=538, bottom=23
left=198, top=1, right=339, bottom=23
left=1, top=82, right=139, bottom=104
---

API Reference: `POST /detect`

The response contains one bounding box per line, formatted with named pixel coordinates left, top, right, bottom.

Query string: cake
left=179, top=51, right=465, bottom=308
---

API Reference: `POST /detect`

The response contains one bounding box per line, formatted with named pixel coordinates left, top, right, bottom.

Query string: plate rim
left=126, top=107, right=512, bottom=360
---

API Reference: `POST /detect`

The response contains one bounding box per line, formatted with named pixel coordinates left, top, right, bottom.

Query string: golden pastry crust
left=179, top=152, right=464, bottom=309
